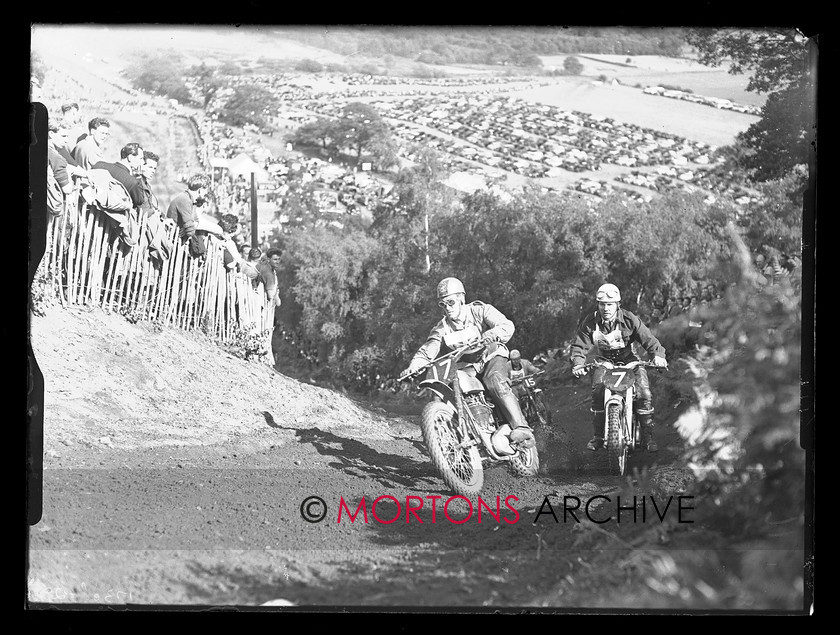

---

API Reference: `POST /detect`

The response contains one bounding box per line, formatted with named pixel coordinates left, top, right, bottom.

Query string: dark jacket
left=570, top=307, right=665, bottom=367
left=92, top=161, right=145, bottom=208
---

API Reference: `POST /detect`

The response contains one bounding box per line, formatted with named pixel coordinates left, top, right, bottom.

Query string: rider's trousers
left=480, top=356, right=529, bottom=429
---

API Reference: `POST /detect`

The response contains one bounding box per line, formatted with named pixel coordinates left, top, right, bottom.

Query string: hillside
left=27, top=295, right=803, bottom=610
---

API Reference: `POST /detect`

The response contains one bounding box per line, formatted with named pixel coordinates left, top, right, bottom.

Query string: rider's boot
left=496, top=391, right=536, bottom=449
left=638, top=413, right=658, bottom=452
left=587, top=411, right=604, bottom=451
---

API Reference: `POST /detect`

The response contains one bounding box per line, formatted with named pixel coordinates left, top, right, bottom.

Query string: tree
left=334, top=102, right=392, bottom=165
left=292, top=118, right=340, bottom=155
left=563, top=56, right=584, bottom=75
left=221, top=84, right=274, bottom=129
left=685, top=28, right=813, bottom=182
left=123, top=51, right=192, bottom=103
left=737, top=75, right=814, bottom=181
left=188, top=62, right=224, bottom=108
left=295, top=58, right=324, bottom=73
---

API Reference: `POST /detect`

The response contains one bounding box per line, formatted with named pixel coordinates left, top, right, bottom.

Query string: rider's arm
left=628, top=312, right=666, bottom=360
left=522, top=359, right=541, bottom=375
left=473, top=301, right=514, bottom=343
left=411, top=320, right=446, bottom=367
left=569, top=314, right=596, bottom=368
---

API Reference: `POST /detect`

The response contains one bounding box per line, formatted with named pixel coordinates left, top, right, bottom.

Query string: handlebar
left=509, top=369, right=545, bottom=385
left=398, top=338, right=492, bottom=381
left=577, top=358, right=667, bottom=375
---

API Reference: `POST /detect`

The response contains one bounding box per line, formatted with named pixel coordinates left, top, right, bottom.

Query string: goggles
left=438, top=298, right=458, bottom=308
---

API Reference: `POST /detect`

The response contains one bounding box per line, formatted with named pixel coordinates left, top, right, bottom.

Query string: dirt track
left=27, top=303, right=688, bottom=608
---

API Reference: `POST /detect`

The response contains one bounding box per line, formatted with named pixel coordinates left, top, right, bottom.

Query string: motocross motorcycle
left=401, top=339, right=540, bottom=496
left=579, top=358, right=665, bottom=476
left=511, top=369, right=552, bottom=428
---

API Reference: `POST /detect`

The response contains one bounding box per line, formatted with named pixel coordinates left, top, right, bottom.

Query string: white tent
left=226, top=153, right=270, bottom=183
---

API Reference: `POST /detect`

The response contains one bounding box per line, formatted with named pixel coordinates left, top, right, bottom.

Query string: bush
left=563, top=56, right=584, bottom=75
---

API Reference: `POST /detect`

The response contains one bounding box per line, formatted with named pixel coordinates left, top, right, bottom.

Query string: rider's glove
left=399, top=359, right=426, bottom=380
left=653, top=356, right=668, bottom=368
left=571, top=365, right=587, bottom=378
left=480, top=332, right=498, bottom=345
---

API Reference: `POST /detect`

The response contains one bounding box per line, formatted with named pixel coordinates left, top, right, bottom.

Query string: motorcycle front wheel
left=605, top=403, right=628, bottom=476
left=509, top=443, right=540, bottom=477
left=421, top=401, right=484, bottom=496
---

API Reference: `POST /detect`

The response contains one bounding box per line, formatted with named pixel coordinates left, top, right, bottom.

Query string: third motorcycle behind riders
left=399, top=277, right=536, bottom=449
left=570, top=283, right=667, bottom=452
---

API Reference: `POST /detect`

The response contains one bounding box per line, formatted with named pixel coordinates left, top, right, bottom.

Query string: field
left=512, top=77, right=757, bottom=148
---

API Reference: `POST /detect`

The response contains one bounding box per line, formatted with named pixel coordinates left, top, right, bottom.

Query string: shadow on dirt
left=261, top=411, right=436, bottom=490
left=173, top=493, right=581, bottom=607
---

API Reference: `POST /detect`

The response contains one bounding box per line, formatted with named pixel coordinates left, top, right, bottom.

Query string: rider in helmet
left=570, top=283, right=667, bottom=452
left=399, top=277, right=536, bottom=449
left=509, top=349, right=541, bottom=399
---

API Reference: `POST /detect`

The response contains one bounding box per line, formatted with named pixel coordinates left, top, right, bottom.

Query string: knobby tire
left=420, top=401, right=484, bottom=496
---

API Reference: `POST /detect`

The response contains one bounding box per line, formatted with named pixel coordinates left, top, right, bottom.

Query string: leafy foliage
left=122, top=51, right=193, bottom=104
left=686, top=28, right=813, bottom=182
left=563, top=56, right=584, bottom=75
left=275, top=26, right=688, bottom=65
left=224, top=324, right=273, bottom=361
left=219, top=84, right=275, bottom=130
left=292, top=103, right=396, bottom=168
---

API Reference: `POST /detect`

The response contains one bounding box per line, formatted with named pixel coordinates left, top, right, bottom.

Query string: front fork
left=603, top=387, right=636, bottom=448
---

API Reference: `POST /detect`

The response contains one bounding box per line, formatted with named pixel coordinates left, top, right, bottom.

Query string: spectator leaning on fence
left=166, top=173, right=210, bottom=258
left=218, top=214, right=245, bottom=272
left=92, top=142, right=147, bottom=209
left=48, top=122, right=76, bottom=198
left=72, top=117, right=111, bottom=170
left=47, top=122, right=75, bottom=217
left=244, top=247, right=263, bottom=289
left=138, top=151, right=162, bottom=219
left=256, top=248, right=283, bottom=308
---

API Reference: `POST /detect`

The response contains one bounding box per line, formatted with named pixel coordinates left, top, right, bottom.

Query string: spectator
left=52, top=124, right=87, bottom=180
left=72, top=117, right=112, bottom=170
left=138, top=151, right=162, bottom=219
left=47, top=122, right=74, bottom=217
left=218, top=214, right=245, bottom=272
left=92, top=142, right=146, bottom=209
left=60, top=102, right=87, bottom=150
left=236, top=245, right=261, bottom=283
left=242, top=247, right=263, bottom=285
left=166, top=173, right=210, bottom=258
left=238, top=243, right=251, bottom=263
left=256, top=247, right=283, bottom=308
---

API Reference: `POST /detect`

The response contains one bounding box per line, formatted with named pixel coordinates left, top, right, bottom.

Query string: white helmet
left=437, top=277, right=465, bottom=299
left=596, top=283, right=621, bottom=302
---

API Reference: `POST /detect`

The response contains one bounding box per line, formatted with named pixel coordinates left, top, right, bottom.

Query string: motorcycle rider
left=509, top=349, right=541, bottom=399
left=570, top=283, right=667, bottom=452
left=399, top=277, right=536, bottom=449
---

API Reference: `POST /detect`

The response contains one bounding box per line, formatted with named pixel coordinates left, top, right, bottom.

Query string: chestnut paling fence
left=41, top=196, right=274, bottom=354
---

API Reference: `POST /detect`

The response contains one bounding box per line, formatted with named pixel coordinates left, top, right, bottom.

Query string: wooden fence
left=41, top=195, right=275, bottom=354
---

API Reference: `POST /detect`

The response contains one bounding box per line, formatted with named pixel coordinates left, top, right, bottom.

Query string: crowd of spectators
left=37, top=79, right=285, bottom=314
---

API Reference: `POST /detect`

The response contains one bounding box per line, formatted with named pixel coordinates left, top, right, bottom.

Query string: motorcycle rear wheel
left=421, top=401, right=484, bottom=496
left=605, top=403, right=628, bottom=476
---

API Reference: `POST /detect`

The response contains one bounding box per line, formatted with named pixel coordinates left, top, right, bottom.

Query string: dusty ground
left=27, top=302, right=705, bottom=610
